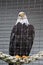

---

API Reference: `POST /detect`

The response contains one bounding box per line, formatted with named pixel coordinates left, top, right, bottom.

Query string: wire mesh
left=0, top=0, right=43, bottom=65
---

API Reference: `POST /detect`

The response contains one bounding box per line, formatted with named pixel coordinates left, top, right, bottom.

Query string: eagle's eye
left=19, top=14, right=21, bottom=16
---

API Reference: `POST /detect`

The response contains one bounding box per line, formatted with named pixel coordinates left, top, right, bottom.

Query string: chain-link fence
left=0, top=0, right=43, bottom=65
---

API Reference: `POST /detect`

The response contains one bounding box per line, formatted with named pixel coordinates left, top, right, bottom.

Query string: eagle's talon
left=22, top=55, right=28, bottom=59
left=15, top=55, right=21, bottom=58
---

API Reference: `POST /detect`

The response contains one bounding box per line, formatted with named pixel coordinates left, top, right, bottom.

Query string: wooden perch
left=0, top=51, right=43, bottom=64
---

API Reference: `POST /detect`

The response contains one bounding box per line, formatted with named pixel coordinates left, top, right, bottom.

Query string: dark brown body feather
left=9, top=22, right=35, bottom=65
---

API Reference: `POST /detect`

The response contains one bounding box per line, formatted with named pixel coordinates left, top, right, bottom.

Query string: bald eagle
left=9, top=12, right=35, bottom=65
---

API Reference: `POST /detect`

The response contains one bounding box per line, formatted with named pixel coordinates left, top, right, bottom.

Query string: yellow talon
left=15, top=55, right=30, bottom=59
left=22, top=55, right=28, bottom=58
left=15, top=55, right=21, bottom=58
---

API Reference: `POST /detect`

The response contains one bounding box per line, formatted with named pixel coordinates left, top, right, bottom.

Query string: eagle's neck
left=16, top=18, right=29, bottom=26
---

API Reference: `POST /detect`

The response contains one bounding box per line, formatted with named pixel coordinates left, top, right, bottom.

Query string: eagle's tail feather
left=9, top=63, right=22, bottom=65
left=9, top=63, right=14, bottom=65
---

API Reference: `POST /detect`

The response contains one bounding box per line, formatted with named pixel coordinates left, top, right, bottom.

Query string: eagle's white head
left=16, top=12, right=29, bottom=26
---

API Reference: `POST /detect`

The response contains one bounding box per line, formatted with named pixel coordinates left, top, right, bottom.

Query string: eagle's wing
left=29, top=25, right=35, bottom=39
left=27, top=24, right=35, bottom=54
left=9, top=25, right=16, bottom=56
left=9, top=23, right=22, bottom=56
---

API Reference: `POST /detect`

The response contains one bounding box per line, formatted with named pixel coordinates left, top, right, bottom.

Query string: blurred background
left=0, top=0, right=43, bottom=65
